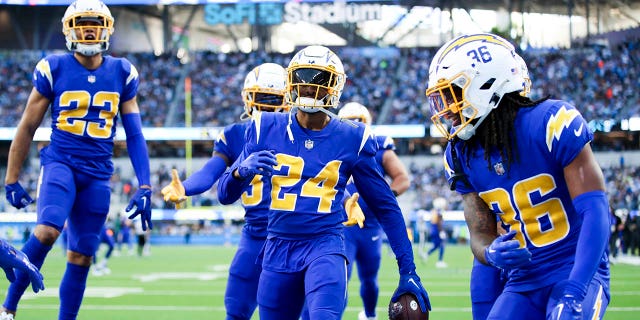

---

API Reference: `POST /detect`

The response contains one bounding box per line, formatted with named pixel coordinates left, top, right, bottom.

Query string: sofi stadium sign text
left=204, top=2, right=383, bottom=26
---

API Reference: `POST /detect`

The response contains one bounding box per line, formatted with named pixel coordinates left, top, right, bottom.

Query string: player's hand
left=549, top=295, right=582, bottom=320
left=548, top=280, right=586, bottom=320
left=343, top=193, right=365, bottom=228
left=5, top=182, right=34, bottom=209
left=0, top=239, right=44, bottom=293
left=161, top=169, right=186, bottom=209
left=391, top=272, right=431, bottom=312
left=126, top=187, right=153, bottom=231
left=484, top=230, right=531, bottom=269
left=237, top=150, right=277, bottom=180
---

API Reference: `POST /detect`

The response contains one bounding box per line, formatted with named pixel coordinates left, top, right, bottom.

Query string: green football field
left=0, top=244, right=638, bottom=319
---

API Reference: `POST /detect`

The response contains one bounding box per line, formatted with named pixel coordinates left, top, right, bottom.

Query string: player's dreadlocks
left=463, top=92, right=548, bottom=171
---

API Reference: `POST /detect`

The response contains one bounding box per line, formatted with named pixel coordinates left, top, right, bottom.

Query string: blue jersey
left=445, top=100, right=609, bottom=292
left=214, top=121, right=269, bottom=237
left=345, top=134, right=396, bottom=229
left=34, top=53, right=139, bottom=179
left=218, top=111, right=415, bottom=274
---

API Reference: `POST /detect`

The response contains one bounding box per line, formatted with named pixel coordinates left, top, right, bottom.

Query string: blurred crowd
left=1, top=38, right=638, bottom=128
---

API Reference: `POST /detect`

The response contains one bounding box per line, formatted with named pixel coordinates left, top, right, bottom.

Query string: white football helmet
left=62, top=0, right=114, bottom=56
left=338, top=102, right=372, bottom=125
left=514, top=53, right=532, bottom=97
left=425, top=33, right=525, bottom=140
left=241, top=63, right=288, bottom=117
left=286, top=45, right=346, bottom=113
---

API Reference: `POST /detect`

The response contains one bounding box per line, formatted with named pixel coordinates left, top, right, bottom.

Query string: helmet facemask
left=427, top=73, right=480, bottom=140
left=288, top=66, right=343, bottom=113
left=242, top=89, right=288, bottom=115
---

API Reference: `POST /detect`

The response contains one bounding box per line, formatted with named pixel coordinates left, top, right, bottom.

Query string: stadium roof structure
left=0, top=0, right=638, bottom=51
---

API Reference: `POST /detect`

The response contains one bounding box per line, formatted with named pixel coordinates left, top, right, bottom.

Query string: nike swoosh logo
left=371, top=236, right=380, bottom=241
left=11, top=192, right=16, bottom=203
left=142, top=197, right=147, bottom=209
left=408, top=278, right=420, bottom=289
left=555, top=304, right=564, bottom=320
left=574, top=123, right=584, bottom=136
left=488, top=248, right=496, bottom=254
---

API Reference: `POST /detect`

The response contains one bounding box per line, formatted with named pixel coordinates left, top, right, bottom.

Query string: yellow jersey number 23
left=57, top=90, right=120, bottom=139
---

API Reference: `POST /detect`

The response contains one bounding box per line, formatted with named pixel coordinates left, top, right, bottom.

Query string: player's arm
left=462, top=192, right=498, bottom=264
left=561, top=143, right=609, bottom=300
left=120, top=97, right=151, bottom=190
left=382, top=149, right=410, bottom=196
left=181, top=151, right=230, bottom=196
left=464, top=192, right=531, bottom=269
left=216, top=150, right=251, bottom=205
left=353, top=155, right=431, bottom=311
left=5, top=88, right=49, bottom=185
left=4, top=88, right=49, bottom=209
left=353, top=156, right=414, bottom=273
left=120, top=97, right=153, bottom=230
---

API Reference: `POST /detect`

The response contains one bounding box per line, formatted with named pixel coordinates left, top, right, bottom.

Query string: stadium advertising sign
left=204, top=1, right=382, bottom=26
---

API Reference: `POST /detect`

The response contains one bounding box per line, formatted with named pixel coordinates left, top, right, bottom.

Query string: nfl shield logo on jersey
left=494, top=162, right=505, bottom=175
left=304, top=139, right=314, bottom=150
left=87, top=75, right=96, bottom=83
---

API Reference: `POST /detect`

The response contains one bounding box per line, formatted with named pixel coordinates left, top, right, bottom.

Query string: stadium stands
left=1, top=38, right=637, bottom=128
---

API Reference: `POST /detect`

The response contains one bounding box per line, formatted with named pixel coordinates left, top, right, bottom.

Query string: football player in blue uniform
left=426, top=33, right=610, bottom=320
left=426, top=197, right=447, bottom=268
left=217, top=45, right=430, bottom=320
left=1, top=1, right=152, bottom=319
left=468, top=52, right=532, bottom=320
left=161, top=62, right=289, bottom=320
left=91, top=224, right=116, bottom=276
left=337, top=102, right=410, bottom=320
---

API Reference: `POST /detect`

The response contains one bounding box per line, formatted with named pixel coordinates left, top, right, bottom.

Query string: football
left=388, top=293, right=429, bottom=320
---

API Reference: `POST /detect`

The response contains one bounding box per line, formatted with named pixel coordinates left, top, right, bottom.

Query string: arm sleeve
left=569, top=190, right=610, bottom=299
left=182, top=156, right=228, bottom=196
left=216, top=149, right=252, bottom=205
left=121, top=113, right=150, bottom=186
left=353, top=155, right=416, bottom=275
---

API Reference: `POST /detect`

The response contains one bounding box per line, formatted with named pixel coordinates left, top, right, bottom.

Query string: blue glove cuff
left=237, top=166, right=255, bottom=180
left=559, top=279, right=587, bottom=301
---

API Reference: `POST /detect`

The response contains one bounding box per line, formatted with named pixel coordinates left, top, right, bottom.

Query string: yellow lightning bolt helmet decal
left=546, top=106, right=580, bottom=152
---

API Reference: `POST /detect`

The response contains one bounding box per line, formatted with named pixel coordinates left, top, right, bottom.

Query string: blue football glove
left=126, top=187, right=153, bottom=231
left=549, top=295, right=582, bottom=320
left=391, top=273, right=431, bottom=312
left=5, top=182, right=34, bottom=209
left=237, top=150, right=278, bottom=180
left=548, top=280, right=586, bottom=320
left=0, top=239, right=44, bottom=293
left=484, top=230, right=532, bottom=269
